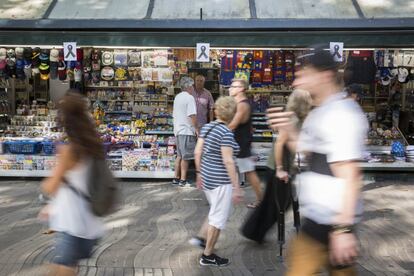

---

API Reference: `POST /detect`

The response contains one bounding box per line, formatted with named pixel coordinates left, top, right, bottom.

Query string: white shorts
left=204, top=184, right=233, bottom=230
left=236, top=157, right=256, bottom=173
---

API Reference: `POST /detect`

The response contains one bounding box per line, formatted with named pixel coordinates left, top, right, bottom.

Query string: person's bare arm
left=194, top=138, right=205, bottom=189
left=189, top=114, right=199, bottom=136
left=267, top=107, right=299, bottom=152
left=329, top=160, right=362, bottom=265
left=194, top=138, right=204, bottom=173
left=208, top=92, right=215, bottom=122
left=228, top=102, right=250, bottom=131
left=209, top=109, right=214, bottom=122
left=330, top=161, right=362, bottom=225
left=41, top=145, right=72, bottom=196
left=221, top=147, right=239, bottom=188
left=275, top=130, right=289, bottom=182
left=221, top=146, right=242, bottom=202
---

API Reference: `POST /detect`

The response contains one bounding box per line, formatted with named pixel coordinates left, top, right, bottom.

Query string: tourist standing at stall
left=191, top=96, right=242, bottom=266
left=172, top=77, right=198, bottom=187
left=267, top=46, right=368, bottom=275
left=228, top=79, right=262, bottom=208
left=191, top=74, right=215, bottom=130
left=39, top=91, right=106, bottom=276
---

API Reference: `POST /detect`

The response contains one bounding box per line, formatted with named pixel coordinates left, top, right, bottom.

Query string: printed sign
left=63, top=42, right=77, bottom=61
left=402, top=51, right=414, bottom=67
left=196, top=43, right=210, bottom=62
left=330, top=42, right=344, bottom=62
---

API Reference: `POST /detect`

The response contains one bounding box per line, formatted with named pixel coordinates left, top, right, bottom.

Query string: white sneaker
left=181, top=183, right=195, bottom=189
left=189, top=237, right=206, bottom=248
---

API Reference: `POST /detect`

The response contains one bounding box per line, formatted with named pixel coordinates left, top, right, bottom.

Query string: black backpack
left=65, top=158, right=119, bottom=217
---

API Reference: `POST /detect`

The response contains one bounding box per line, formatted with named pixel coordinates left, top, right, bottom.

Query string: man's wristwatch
left=331, top=224, right=354, bottom=234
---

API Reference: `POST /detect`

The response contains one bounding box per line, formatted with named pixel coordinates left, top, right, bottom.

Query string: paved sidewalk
left=0, top=176, right=413, bottom=275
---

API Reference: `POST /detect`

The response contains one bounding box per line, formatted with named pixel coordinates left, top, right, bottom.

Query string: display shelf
left=86, top=86, right=138, bottom=89
left=252, top=122, right=269, bottom=126
left=252, top=116, right=267, bottom=120
left=2, top=162, right=409, bottom=177
left=247, top=90, right=292, bottom=93
left=0, top=170, right=175, bottom=178
left=360, top=162, right=414, bottom=171
left=187, top=67, right=219, bottom=71
left=105, top=111, right=133, bottom=114
left=254, top=129, right=272, bottom=133
left=145, top=130, right=174, bottom=135
left=91, top=99, right=134, bottom=102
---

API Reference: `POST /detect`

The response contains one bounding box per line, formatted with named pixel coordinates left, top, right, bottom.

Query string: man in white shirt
left=173, top=77, right=198, bottom=187
left=267, top=46, right=368, bottom=275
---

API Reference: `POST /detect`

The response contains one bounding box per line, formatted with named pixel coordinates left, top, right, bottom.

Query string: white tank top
left=49, top=159, right=105, bottom=239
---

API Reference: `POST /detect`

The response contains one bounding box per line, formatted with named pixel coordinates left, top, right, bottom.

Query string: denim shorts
left=52, top=232, right=98, bottom=267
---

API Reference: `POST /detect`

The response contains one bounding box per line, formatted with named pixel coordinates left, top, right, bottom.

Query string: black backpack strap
left=203, top=121, right=224, bottom=139
left=62, top=177, right=91, bottom=202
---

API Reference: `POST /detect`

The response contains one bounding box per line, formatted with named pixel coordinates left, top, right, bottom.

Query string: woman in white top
left=39, top=90, right=105, bottom=276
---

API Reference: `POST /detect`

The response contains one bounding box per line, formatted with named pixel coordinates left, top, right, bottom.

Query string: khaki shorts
left=236, top=156, right=256, bottom=173
left=176, top=135, right=197, bottom=160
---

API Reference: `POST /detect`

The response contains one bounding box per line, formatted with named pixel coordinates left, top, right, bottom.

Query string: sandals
left=247, top=201, right=261, bottom=209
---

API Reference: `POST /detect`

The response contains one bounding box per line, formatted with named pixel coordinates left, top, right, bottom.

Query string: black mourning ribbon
left=65, top=45, right=76, bottom=59
left=332, top=45, right=342, bottom=59
left=198, top=46, right=208, bottom=60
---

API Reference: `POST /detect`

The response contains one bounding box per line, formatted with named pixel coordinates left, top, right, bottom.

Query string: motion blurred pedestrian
left=39, top=90, right=105, bottom=276
left=268, top=46, right=368, bottom=275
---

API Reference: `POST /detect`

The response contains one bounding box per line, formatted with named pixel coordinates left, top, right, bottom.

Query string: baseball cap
left=39, top=62, right=50, bottom=80
left=0, top=48, right=6, bottom=60
left=58, top=60, right=67, bottom=81
left=0, top=59, right=6, bottom=71
left=39, top=49, right=50, bottom=63
left=23, top=47, right=32, bottom=60
left=7, top=49, right=15, bottom=58
left=76, top=49, right=83, bottom=62
left=50, top=48, right=59, bottom=62
left=16, top=62, right=26, bottom=80
left=15, top=47, right=24, bottom=59
left=398, top=67, right=409, bottom=83
left=380, top=68, right=392, bottom=86
left=297, top=44, right=338, bottom=72
left=50, top=62, right=58, bottom=79
left=74, top=67, right=82, bottom=82
left=23, top=60, right=32, bottom=78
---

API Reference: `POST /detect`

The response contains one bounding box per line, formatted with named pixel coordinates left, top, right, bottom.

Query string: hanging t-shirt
left=344, top=51, right=377, bottom=85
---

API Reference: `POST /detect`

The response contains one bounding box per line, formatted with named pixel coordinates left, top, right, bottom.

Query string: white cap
left=74, top=68, right=82, bottom=82
left=50, top=48, right=59, bottom=62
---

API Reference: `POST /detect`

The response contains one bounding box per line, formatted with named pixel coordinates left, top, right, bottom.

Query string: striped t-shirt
left=200, top=121, right=240, bottom=190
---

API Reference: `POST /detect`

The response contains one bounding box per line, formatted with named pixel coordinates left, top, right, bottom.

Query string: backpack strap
left=204, top=121, right=224, bottom=139
left=62, top=177, right=91, bottom=202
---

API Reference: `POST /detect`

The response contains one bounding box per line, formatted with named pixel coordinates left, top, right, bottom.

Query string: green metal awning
left=0, top=0, right=413, bottom=48
left=1, top=27, right=414, bottom=48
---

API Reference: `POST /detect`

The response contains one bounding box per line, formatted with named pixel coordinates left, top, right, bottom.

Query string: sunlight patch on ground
left=0, top=0, right=53, bottom=19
